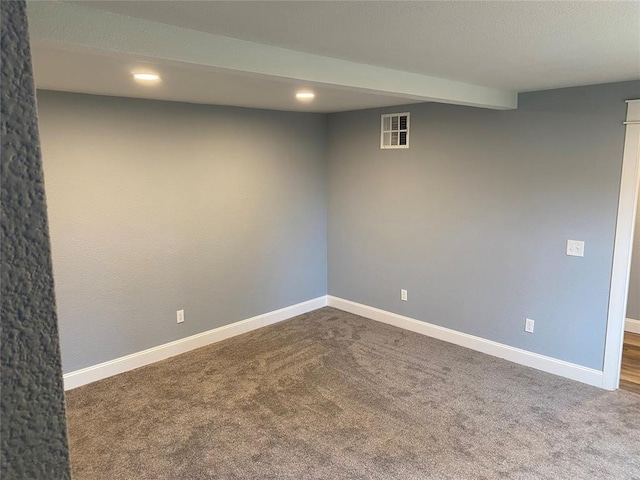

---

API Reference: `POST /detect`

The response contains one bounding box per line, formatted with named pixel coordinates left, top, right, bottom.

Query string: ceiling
left=31, top=45, right=419, bottom=113
left=27, top=1, right=640, bottom=113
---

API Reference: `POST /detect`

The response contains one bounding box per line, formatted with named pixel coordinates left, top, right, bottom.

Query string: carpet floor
left=65, top=307, right=640, bottom=479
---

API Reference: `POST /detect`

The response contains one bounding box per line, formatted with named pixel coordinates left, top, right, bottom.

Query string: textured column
left=1, top=0, right=72, bottom=477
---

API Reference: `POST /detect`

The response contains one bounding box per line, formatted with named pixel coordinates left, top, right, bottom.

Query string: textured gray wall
left=0, top=1, right=71, bottom=478
left=627, top=193, right=640, bottom=320
left=328, top=81, right=640, bottom=371
left=36, top=91, right=328, bottom=373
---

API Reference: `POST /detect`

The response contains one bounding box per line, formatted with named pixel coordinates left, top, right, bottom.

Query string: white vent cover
left=381, top=112, right=409, bottom=149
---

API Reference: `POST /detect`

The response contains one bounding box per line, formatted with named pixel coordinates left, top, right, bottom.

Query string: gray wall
left=328, top=81, right=640, bottom=371
left=0, top=1, right=71, bottom=477
left=35, top=81, right=638, bottom=375
left=36, top=91, right=328, bottom=373
left=627, top=193, right=640, bottom=320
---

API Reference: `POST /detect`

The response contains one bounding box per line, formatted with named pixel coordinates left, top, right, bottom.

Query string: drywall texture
left=328, top=81, right=640, bottom=371
left=36, top=91, right=328, bottom=373
left=627, top=192, right=640, bottom=321
left=0, top=1, right=71, bottom=478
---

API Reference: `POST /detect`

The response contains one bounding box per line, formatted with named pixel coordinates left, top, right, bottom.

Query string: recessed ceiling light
left=296, top=91, right=315, bottom=101
left=133, top=73, right=160, bottom=81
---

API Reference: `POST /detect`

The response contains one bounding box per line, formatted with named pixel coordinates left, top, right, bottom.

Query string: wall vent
left=381, top=112, right=410, bottom=149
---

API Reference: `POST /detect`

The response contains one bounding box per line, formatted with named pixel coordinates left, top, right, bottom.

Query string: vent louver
left=381, top=112, right=410, bottom=149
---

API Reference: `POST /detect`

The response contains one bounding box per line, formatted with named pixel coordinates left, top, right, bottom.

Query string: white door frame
left=602, top=99, right=640, bottom=390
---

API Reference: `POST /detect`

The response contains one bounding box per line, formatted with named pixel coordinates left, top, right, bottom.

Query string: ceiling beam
left=27, top=2, right=518, bottom=110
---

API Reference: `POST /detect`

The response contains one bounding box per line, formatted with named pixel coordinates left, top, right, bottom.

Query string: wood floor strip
left=619, top=379, right=640, bottom=395
left=620, top=332, right=640, bottom=394
left=623, top=332, right=640, bottom=348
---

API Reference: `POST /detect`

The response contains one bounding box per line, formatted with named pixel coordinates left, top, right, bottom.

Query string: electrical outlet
left=525, top=318, right=535, bottom=333
left=177, top=309, right=184, bottom=324
left=401, top=289, right=408, bottom=301
left=566, top=240, right=585, bottom=257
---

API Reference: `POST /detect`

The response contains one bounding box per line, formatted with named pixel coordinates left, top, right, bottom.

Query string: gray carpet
left=65, top=307, right=640, bottom=479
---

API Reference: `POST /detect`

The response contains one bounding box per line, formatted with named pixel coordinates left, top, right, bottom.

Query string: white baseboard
left=65, top=295, right=609, bottom=391
left=63, top=296, right=327, bottom=391
left=327, top=296, right=605, bottom=389
left=625, top=318, right=640, bottom=334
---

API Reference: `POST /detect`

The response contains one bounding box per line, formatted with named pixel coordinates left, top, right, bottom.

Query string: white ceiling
left=31, top=45, right=418, bottom=113
left=27, top=1, right=640, bottom=113
left=76, top=0, right=640, bottom=92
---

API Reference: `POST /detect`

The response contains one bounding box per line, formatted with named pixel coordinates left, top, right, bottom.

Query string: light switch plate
left=566, top=240, right=585, bottom=257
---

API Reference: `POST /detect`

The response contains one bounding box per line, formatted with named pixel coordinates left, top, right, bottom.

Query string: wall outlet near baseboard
left=177, top=309, right=184, bottom=324
left=525, top=318, right=535, bottom=333
left=401, top=289, right=408, bottom=301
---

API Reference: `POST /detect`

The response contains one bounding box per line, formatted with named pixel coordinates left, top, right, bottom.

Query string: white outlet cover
left=525, top=318, right=535, bottom=333
left=401, top=289, right=408, bottom=301
left=566, top=240, right=585, bottom=257
left=177, top=309, right=184, bottom=323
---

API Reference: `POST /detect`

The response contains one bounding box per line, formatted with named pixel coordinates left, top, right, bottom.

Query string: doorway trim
left=602, top=99, right=640, bottom=390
